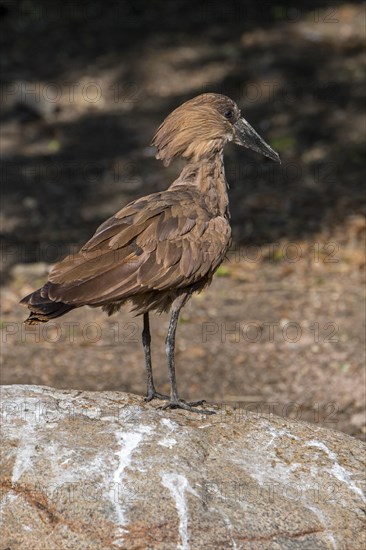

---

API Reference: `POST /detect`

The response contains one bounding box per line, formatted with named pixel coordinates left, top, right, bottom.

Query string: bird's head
left=152, top=93, right=280, bottom=166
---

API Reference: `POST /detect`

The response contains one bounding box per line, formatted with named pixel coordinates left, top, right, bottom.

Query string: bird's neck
left=170, top=153, right=230, bottom=217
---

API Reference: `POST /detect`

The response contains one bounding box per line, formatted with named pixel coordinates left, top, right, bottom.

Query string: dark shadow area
left=1, top=0, right=365, bottom=273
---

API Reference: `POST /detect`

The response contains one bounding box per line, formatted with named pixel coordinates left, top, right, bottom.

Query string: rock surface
left=1, top=385, right=365, bottom=550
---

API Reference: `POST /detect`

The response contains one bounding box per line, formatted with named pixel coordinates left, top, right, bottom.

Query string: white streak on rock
left=160, top=418, right=178, bottom=430
left=307, top=505, right=337, bottom=549
left=11, top=426, right=36, bottom=484
left=221, top=512, right=238, bottom=549
left=110, top=426, right=152, bottom=546
left=198, top=423, right=216, bottom=429
left=306, top=440, right=366, bottom=504
left=158, top=438, right=177, bottom=448
left=161, top=473, right=193, bottom=550
left=231, top=427, right=359, bottom=549
left=268, top=425, right=300, bottom=441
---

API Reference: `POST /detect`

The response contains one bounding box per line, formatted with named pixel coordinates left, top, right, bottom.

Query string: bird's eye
left=224, top=110, right=234, bottom=120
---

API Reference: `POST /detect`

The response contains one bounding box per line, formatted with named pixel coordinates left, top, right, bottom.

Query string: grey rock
left=1, top=385, right=365, bottom=549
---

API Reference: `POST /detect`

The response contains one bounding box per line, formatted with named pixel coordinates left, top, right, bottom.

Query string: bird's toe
left=157, top=399, right=215, bottom=415
left=144, top=391, right=170, bottom=403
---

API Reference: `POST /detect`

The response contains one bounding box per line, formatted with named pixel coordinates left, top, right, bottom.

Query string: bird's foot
left=158, top=398, right=216, bottom=415
left=144, top=390, right=169, bottom=403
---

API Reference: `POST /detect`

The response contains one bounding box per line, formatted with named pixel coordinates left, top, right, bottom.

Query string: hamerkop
left=21, top=93, right=280, bottom=413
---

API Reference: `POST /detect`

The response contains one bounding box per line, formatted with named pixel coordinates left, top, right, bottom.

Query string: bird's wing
left=47, top=191, right=231, bottom=305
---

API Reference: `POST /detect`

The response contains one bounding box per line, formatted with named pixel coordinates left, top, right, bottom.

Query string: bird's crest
left=152, top=94, right=239, bottom=165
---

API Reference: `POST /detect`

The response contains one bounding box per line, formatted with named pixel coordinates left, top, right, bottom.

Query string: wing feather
left=46, top=190, right=231, bottom=306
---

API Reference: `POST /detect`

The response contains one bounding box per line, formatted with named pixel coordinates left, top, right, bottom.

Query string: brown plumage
left=21, top=93, right=280, bottom=413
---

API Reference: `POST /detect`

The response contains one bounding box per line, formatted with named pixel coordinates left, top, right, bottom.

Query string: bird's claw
left=157, top=398, right=216, bottom=415
left=186, top=399, right=206, bottom=406
left=144, top=391, right=170, bottom=403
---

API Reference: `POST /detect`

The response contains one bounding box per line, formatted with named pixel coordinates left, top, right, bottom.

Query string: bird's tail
left=20, top=283, right=75, bottom=324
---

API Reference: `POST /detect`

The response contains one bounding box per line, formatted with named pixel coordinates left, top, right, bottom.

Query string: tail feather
left=20, top=283, right=75, bottom=324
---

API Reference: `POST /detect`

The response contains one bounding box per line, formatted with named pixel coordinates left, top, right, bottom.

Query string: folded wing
left=46, top=190, right=231, bottom=306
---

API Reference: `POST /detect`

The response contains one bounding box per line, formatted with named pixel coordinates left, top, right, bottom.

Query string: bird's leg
left=159, top=293, right=215, bottom=414
left=142, top=312, right=168, bottom=402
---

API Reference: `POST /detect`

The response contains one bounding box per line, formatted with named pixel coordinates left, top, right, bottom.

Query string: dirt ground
left=1, top=1, right=365, bottom=440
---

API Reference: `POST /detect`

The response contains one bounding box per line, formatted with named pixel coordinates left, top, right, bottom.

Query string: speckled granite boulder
left=1, top=385, right=365, bottom=549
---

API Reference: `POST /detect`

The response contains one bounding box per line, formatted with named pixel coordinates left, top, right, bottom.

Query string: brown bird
left=21, top=93, right=280, bottom=413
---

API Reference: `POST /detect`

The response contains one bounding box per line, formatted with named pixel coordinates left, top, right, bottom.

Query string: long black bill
left=234, top=118, right=281, bottom=163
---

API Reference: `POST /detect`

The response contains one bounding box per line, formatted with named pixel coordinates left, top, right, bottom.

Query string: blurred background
left=1, top=1, right=365, bottom=438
